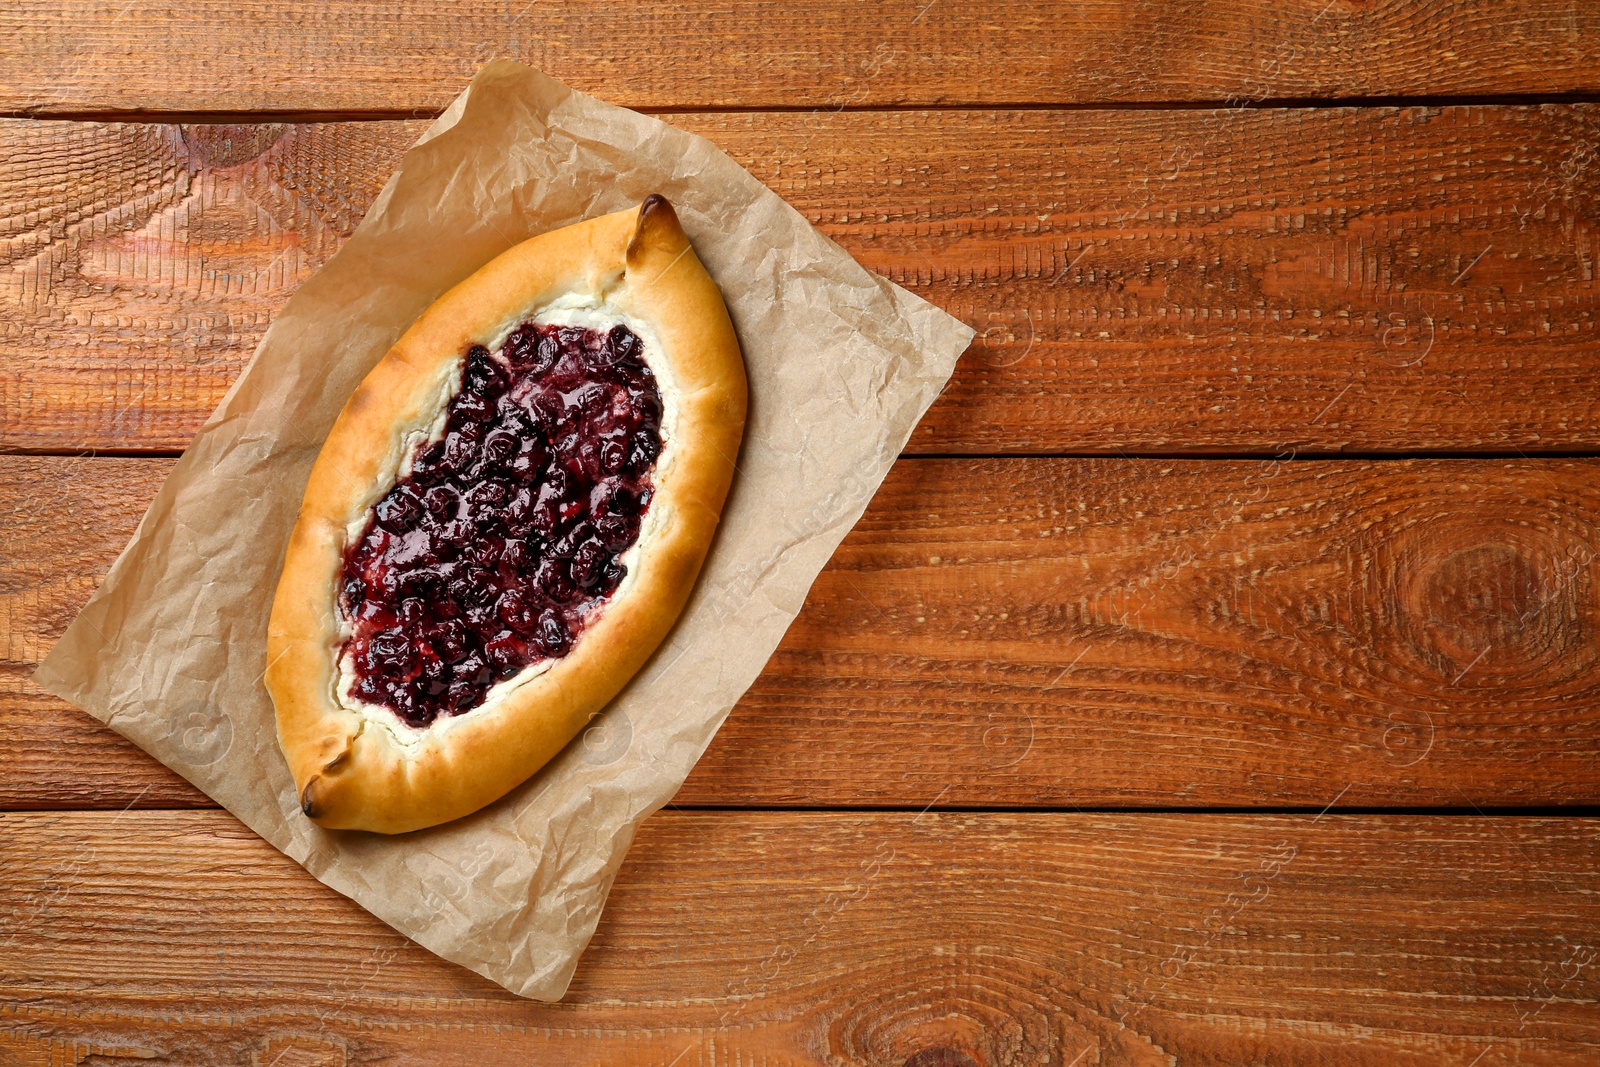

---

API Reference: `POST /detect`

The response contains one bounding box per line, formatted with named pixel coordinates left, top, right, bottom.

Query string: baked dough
left=266, top=196, right=746, bottom=833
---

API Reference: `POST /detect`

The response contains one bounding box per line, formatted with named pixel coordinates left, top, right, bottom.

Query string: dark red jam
left=339, top=321, right=663, bottom=727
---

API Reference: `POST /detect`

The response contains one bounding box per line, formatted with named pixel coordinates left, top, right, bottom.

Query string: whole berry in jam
left=339, top=321, right=660, bottom=727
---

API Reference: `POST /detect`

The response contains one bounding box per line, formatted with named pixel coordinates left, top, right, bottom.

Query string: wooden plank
left=1, top=810, right=1597, bottom=1063
left=5, top=106, right=1600, bottom=455
left=6, top=454, right=1600, bottom=812
left=0, top=680, right=200, bottom=807
left=5, top=1, right=1599, bottom=114
left=0, top=455, right=208, bottom=806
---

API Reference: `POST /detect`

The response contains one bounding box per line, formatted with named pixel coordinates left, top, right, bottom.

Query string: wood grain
left=2, top=810, right=1597, bottom=1063
left=0, top=456, right=203, bottom=806
left=6, top=454, right=1599, bottom=812
left=5, top=1, right=1599, bottom=114
left=5, top=107, right=1600, bottom=455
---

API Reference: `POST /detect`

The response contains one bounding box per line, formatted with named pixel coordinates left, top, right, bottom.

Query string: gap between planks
left=17, top=91, right=1600, bottom=123
left=7, top=803, right=1600, bottom=816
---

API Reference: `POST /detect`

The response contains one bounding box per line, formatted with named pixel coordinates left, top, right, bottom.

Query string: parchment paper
left=33, top=59, right=973, bottom=1000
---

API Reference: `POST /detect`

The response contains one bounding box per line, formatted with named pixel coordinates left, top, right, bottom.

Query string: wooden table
left=4, top=3, right=1600, bottom=1063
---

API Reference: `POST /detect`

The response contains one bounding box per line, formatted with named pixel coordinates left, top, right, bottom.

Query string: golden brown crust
left=266, top=197, right=747, bottom=834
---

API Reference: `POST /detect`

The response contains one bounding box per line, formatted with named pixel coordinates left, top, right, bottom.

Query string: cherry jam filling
left=339, top=321, right=663, bottom=727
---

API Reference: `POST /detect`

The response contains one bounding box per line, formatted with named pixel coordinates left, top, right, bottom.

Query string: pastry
left=266, top=195, right=746, bottom=833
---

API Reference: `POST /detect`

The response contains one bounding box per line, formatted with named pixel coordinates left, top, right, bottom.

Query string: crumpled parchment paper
left=34, top=59, right=974, bottom=1000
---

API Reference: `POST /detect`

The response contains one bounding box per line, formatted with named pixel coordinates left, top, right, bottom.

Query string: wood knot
left=904, top=1048, right=982, bottom=1067
left=1420, top=545, right=1539, bottom=665
left=826, top=954, right=1060, bottom=1064
left=1392, top=536, right=1591, bottom=686
left=177, top=123, right=288, bottom=169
